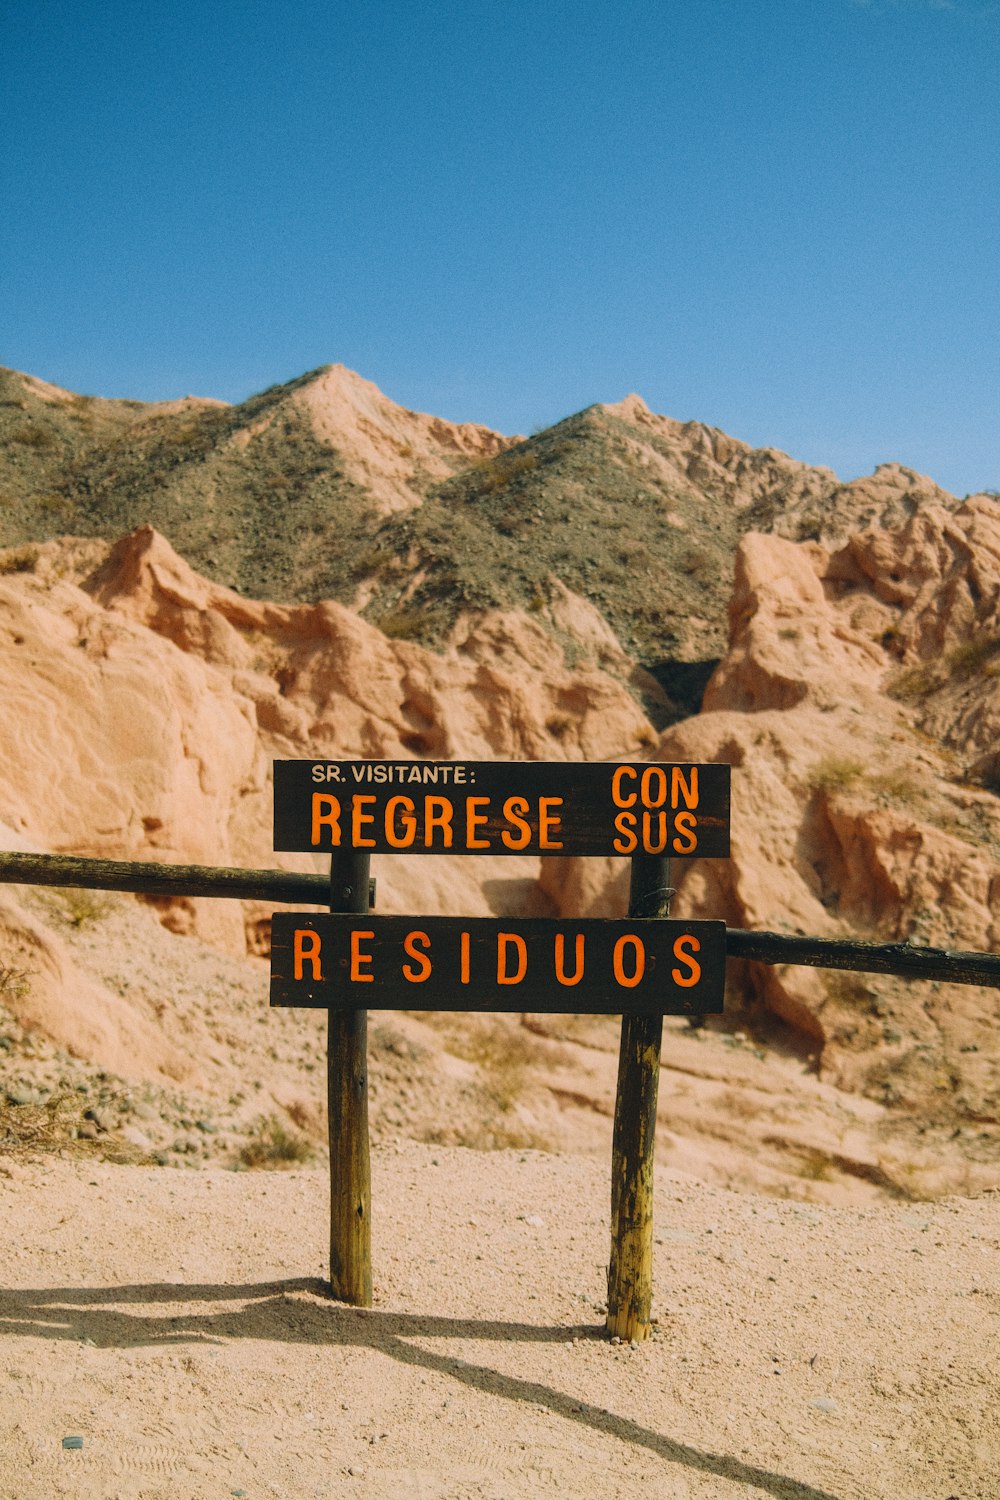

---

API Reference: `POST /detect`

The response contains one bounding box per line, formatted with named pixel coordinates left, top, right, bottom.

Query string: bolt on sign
left=270, top=914, right=727, bottom=1016
left=272, top=759, right=730, bottom=859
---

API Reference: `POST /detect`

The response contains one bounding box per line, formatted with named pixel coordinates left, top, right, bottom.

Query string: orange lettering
left=613, top=934, right=645, bottom=988
left=612, top=765, right=638, bottom=808
left=424, top=795, right=454, bottom=849
left=500, top=795, right=532, bottom=850
left=310, top=793, right=342, bottom=847
left=671, top=934, right=701, bottom=987
left=466, top=795, right=491, bottom=850
left=612, top=810, right=638, bottom=854
left=672, top=811, right=698, bottom=854
left=293, top=929, right=323, bottom=980
left=385, top=795, right=417, bottom=849
left=671, top=766, right=699, bottom=810
left=350, top=929, right=375, bottom=982
left=554, top=932, right=585, bottom=986
left=538, top=796, right=563, bottom=850
left=402, top=930, right=431, bottom=982
left=351, top=795, right=377, bottom=848
left=497, top=932, right=527, bottom=985
left=641, top=766, right=667, bottom=808
left=642, top=809, right=669, bottom=854
left=460, top=930, right=470, bottom=984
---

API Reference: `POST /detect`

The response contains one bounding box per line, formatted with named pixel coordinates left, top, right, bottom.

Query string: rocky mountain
left=0, top=493, right=996, bottom=1198
left=0, top=363, right=966, bottom=719
left=0, top=361, right=997, bottom=1201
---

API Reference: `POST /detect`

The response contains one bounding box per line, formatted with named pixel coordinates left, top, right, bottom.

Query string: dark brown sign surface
left=270, top=914, right=726, bottom=1016
left=272, top=759, right=730, bottom=858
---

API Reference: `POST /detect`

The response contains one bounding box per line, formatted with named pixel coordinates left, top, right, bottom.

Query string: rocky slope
left=0, top=364, right=970, bottom=720
left=544, top=495, right=1000, bottom=1170
left=0, top=488, right=996, bottom=1199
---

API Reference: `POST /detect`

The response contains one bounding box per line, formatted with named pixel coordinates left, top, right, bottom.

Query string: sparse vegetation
left=375, top=604, right=451, bottom=643
left=797, top=1147, right=835, bottom=1182
left=0, top=1091, right=83, bottom=1152
left=440, top=1020, right=542, bottom=1114
left=471, top=448, right=539, bottom=491
left=808, top=755, right=865, bottom=793
left=237, top=1114, right=313, bottom=1169
left=887, top=663, right=939, bottom=701
left=52, top=887, right=114, bottom=928
left=679, top=544, right=714, bottom=579
left=946, top=633, right=1000, bottom=681
left=823, top=971, right=878, bottom=1011
left=867, top=771, right=924, bottom=808
left=11, top=426, right=56, bottom=451
left=0, top=963, right=31, bottom=1001
left=545, top=712, right=574, bottom=740
left=0, top=545, right=40, bottom=574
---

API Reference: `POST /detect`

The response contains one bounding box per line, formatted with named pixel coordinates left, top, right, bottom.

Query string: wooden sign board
left=270, top=914, right=726, bottom=1016
left=272, top=759, right=730, bottom=859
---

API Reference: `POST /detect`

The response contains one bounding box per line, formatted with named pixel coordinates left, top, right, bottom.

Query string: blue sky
left=3, top=0, right=998, bottom=495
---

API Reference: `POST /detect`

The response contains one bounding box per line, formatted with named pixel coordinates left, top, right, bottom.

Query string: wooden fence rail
left=2, top=844, right=999, bottom=1341
left=1, top=850, right=997, bottom=988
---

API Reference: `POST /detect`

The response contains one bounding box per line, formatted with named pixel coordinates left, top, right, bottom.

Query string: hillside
left=0, top=362, right=997, bottom=1205
left=0, top=498, right=996, bottom=1202
left=0, top=364, right=965, bottom=719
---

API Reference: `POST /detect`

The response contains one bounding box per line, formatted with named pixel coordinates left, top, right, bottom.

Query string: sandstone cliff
left=0, top=497, right=996, bottom=1199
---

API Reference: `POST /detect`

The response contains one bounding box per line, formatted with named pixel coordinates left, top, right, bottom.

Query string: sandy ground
left=1, top=1143, right=998, bottom=1500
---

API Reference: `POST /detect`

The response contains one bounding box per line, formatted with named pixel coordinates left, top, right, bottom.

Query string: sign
left=269, top=914, right=726, bottom=1016
left=272, top=759, right=730, bottom=859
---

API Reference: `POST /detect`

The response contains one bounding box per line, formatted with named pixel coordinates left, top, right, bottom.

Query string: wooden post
left=606, top=851, right=672, bottom=1342
left=327, top=848, right=373, bottom=1305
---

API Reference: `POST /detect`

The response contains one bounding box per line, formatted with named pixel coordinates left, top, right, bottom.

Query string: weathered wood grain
left=606, top=853, right=673, bottom=1343
left=269, top=914, right=726, bottom=1015
left=326, top=848, right=373, bottom=1309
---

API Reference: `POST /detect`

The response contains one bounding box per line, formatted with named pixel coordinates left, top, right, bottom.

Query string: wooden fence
left=1, top=847, right=998, bottom=1343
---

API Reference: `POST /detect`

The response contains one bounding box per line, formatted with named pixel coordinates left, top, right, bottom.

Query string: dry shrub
left=0, top=963, right=31, bottom=1001
left=797, top=1147, right=835, bottom=1183
left=867, top=771, right=923, bottom=808
left=887, top=663, right=939, bottom=701
left=808, top=755, right=865, bottom=793
left=52, top=887, right=115, bottom=928
left=238, top=1114, right=313, bottom=1169
left=375, top=605, right=449, bottom=642
left=946, top=634, right=1000, bottom=681
left=823, top=971, right=875, bottom=1008
left=11, top=426, right=56, bottom=451
left=471, top=448, right=539, bottom=492
left=545, top=712, right=574, bottom=740
left=442, top=1019, right=544, bottom=1114
left=0, top=545, right=40, bottom=575
left=0, top=1092, right=82, bottom=1154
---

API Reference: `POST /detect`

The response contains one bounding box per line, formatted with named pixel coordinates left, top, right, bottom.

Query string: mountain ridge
left=0, top=362, right=969, bottom=702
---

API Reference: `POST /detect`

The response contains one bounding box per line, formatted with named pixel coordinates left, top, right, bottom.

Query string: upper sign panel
left=273, top=759, right=730, bottom=858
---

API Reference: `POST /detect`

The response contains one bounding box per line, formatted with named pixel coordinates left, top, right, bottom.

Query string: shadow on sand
left=0, top=1277, right=841, bottom=1500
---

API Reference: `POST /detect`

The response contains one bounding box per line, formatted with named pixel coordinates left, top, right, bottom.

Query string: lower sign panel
left=270, top=914, right=726, bottom=1016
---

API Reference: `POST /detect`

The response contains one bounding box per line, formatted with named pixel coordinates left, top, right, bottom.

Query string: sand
left=1, top=1143, right=997, bottom=1499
